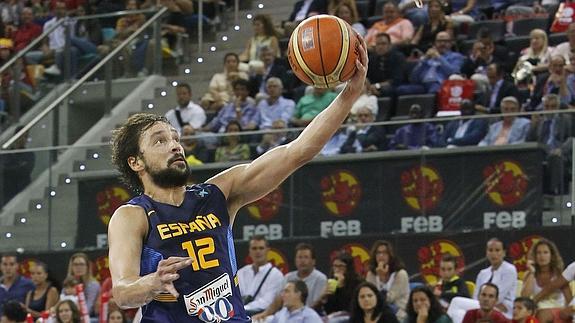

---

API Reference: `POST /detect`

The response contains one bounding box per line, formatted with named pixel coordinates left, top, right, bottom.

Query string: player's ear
left=128, top=155, right=144, bottom=172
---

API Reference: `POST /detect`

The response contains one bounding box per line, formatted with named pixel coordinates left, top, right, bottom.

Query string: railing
left=0, top=109, right=573, bottom=251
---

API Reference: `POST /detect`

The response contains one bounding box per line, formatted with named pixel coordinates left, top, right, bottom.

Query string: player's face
left=58, top=303, right=74, bottom=323
left=295, top=249, right=315, bottom=272
left=478, top=286, right=498, bottom=311
left=486, top=240, right=505, bottom=266
left=535, top=244, right=551, bottom=267
left=31, top=265, right=48, bottom=285
left=0, top=256, right=18, bottom=279
left=249, top=240, right=268, bottom=266
left=513, top=302, right=531, bottom=321
left=176, top=86, right=192, bottom=107
left=357, top=287, right=377, bottom=312
left=439, top=261, right=456, bottom=280
left=139, top=122, right=190, bottom=188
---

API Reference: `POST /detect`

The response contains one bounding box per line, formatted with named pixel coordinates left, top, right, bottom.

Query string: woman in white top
left=514, top=29, right=553, bottom=76
left=522, top=238, right=571, bottom=323
left=365, top=240, right=410, bottom=321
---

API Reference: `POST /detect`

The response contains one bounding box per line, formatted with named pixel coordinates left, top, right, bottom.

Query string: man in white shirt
left=269, top=280, right=323, bottom=323
left=237, top=235, right=284, bottom=315
left=252, top=243, right=327, bottom=321
left=164, top=83, right=206, bottom=134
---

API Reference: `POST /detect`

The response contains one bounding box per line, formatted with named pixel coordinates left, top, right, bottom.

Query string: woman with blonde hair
left=63, top=253, right=100, bottom=316
left=514, top=29, right=553, bottom=76
left=239, top=14, right=279, bottom=63
left=522, top=238, right=571, bottom=323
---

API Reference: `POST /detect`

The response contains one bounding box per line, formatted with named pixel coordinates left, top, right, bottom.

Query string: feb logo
left=401, top=166, right=444, bottom=211
left=247, top=188, right=283, bottom=221
left=19, top=258, right=39, bottom=278
left=330, top=243, right=370, bottom=277
left=244, top=247, right=289, bottom=274
left=94, top=255, right=110, bottom=284
left=96, top=186, right=131, bottom=225
left=417, top=240, right=464, bottom=285
left=508, top=235, right=541, bottom=280
left=483, top=160, right=528, bottom=207
left=450, top=86, right=463, bottom=98
left=320, top=170, right=362, bottom=216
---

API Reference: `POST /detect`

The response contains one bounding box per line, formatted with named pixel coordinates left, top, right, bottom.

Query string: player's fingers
left=159, top=273, right=180, bottom=284
left=159, top=256, right=192, bottom=266
left=159, top=258, right=193, bottom=272
left=164, top=282, right=180, bottom=299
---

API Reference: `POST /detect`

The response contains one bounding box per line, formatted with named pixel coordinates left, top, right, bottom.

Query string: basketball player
left=107, top=39, right=368, bottom=322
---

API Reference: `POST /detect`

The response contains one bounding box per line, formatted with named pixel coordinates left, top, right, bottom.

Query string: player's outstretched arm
left=108, top=205, right=192, bottom=308
left=208, top=38, right=368, bottom=219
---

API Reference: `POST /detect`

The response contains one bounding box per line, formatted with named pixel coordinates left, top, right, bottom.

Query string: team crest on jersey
left=184, top=273, right=234, bottom=322
left=193, top=187, right=210, bottom=198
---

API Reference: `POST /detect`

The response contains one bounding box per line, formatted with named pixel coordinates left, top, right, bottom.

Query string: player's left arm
left=208, top=39, right=368, bottom=220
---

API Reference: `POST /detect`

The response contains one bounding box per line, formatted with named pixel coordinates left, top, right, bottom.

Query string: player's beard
left=145, top=155, right=190, bottom=188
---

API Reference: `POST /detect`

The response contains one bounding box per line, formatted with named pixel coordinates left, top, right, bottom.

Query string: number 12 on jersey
left=181, top=237, right=220, bottom=271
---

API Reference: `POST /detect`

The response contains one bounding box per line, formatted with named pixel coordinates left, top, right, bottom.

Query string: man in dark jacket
left=442, top=99, right=488, bottom=147
left=367, top=32, right=405, bottom=97
left=475, top=63, right=519, bottom=114
left=340, top=107, right=387, bottom=153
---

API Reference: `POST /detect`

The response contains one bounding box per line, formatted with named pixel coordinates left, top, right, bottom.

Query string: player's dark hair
left=111, top=113, right=169, bottom=193
left=295, top=243, right=316, bottom=259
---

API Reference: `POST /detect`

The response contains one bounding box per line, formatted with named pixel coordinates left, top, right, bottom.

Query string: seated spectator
left=204, top=79, right=258, bottom=133
left=340, top=107, right=387, bottom=153
left=108, top=308, right=129, bottom=323
left=165, top=83, right=206, bottom=133
left=319, top=123, right=360, bottom=156
left=365, top=240, right=410, bottom=321
left=367, top=33, right=405, bottom=98
left=365, top=2, right=414, bottom=47
left=334, top=2, right=366, bottom=37
left=0, top=253, right=35, bottom=315
left=60, top=276, right=80, bottom=305
left=530, top=56, right=572, bottom=111
left=0, top=38, right=36, bottom=114
left=12, top=7, right=42, bottom=52
left=54, top=299, right=81, bottom=323
left=238, top=235, right=284, bottom=315
left=390, top=104, right=439, bottom=150
left=314, top=252, right=363, bottom=318
left=288, top=0, right=320, bottom=23
left=181, top=125, right=209, bottom=164
left=269, top=281, right=323, bottom=323
left=461, top=40, right=502, bottom=93
left=446, top=0, right=479, bottom=25
left=351, top=79, right=378, bottom=117
left=520, top=238, right=569, bottom=323
left=512, top=297, right=538, bottom=323
left=461, top=283, right=509, bottom=323
left=398, top=32, right=464, bottom=95
left=257, top=77, right=295, bottom=129
left=442, top=99, right=488, bottom=147
left=291, top=87, right=337, bottom=127
left=527, top=94, right=572, bottom=153
left=349, top=282, right=399, bottom=323
left=475, top=239, right=517, bottom=319
left=24, top=262, right=59, bottom=319
left=406, top=286, right=452, bottom=323
left=239, top=14, right=279, bottom=63
left=411, top=0, right=453, bottom=52
left=552, top=23, right=575, bottom=67
left=256, top=119, right=290, bottom=155
left=64, top=253, right=100, bottom=316
left=513, top=29, right=553, bottom=78
left=214, top=120, right=251, bottom=162
left=434, top=254, right=470, bottom=306
left=248, top=46, right=286, bottom=97
left=1, top=300, right=27, bottom=323
left=475, top=63, right=519, bottom=114
left=479, top=97, right=530, bottom=146
left=201, top=52, right=249, bottom=112
left=252, top=243, right=328, bottom=322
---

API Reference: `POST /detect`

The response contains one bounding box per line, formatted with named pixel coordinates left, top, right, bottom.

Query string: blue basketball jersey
left=126, top=183, right=250, bottom=323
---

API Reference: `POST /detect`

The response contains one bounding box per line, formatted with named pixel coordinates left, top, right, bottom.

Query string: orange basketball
left=287, top=15, right=361, bottom=88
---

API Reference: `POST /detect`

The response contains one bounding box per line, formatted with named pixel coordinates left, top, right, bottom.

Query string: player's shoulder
left=110, top=203, right=147, bottom=224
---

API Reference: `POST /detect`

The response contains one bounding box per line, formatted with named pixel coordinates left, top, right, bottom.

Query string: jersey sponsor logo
left=156, top=213, right=222, bottom=240
left=184, top=273, right=235, bottom=322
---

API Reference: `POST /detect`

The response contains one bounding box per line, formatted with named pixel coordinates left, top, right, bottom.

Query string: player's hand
left=343, top=35, right=368, bottom=100
left=154, top=257, right=193, bottom=298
